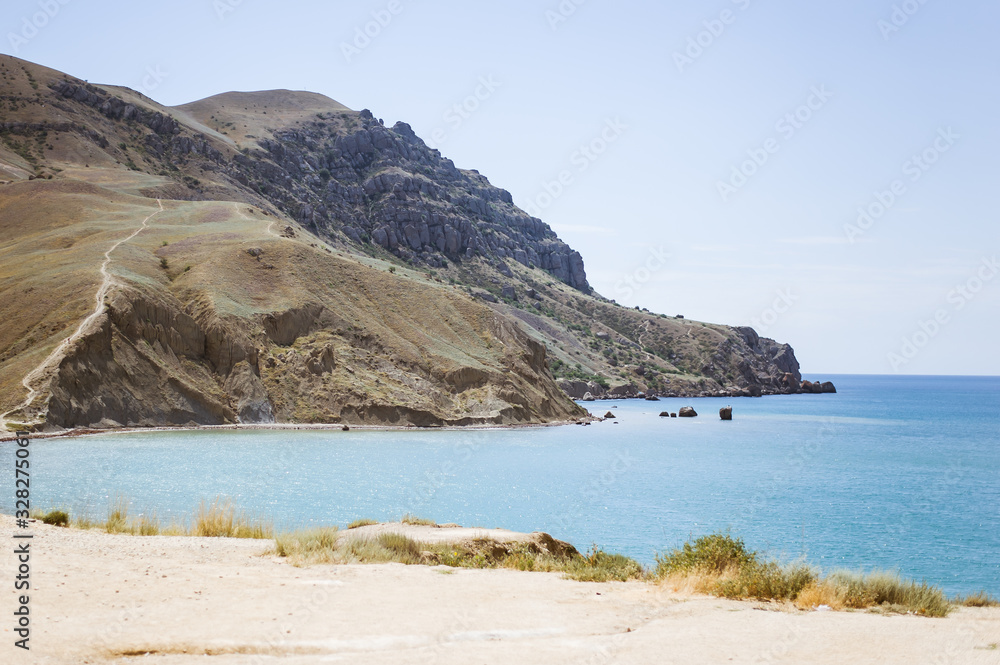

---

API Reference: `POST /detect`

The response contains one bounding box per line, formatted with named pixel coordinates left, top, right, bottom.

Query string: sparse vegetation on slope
left=274, top=529, right=643, bottom=582
left=655, top=533, right=953, bottom=617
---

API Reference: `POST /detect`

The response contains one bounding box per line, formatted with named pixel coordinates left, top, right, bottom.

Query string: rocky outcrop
left=607, top=383, right=639, bottom=398
left=720, top=406, right=733, bottom=421
left=239, top=114, right=590, bottom=290
left=800, top=380, right=837, bottom=394
left=556, top=379, right=607, bottom=399
left=679, top=407, right=698, bottom=418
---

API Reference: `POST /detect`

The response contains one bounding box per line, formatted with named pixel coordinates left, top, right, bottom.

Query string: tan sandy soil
left=1, top=515, right=998, bottom=664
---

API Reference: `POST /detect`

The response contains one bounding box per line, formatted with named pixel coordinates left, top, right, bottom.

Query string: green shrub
left=41, top=510, right=69, bottom=527
left=655, top=532, right=754, bottom=576
left=564, top=546, right=644, bottom=582
left=658, top=532, right=951, bottom=616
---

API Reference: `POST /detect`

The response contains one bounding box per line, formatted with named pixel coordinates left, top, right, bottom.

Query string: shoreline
left=2, top=515, right=997, bottom=664
left=0, top=416, right=587, bottom=443
left=0, top=389, right=829, bottom=442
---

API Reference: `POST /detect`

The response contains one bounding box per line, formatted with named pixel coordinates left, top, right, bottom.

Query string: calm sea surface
left=3, top=374, right=998, bottom=596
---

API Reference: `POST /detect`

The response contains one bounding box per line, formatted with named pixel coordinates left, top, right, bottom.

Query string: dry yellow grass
left=193, top=497, right=273, bottom=539
left=794, top=581, right=845, bottom=610
left=656, top=534, right=952, bottom=617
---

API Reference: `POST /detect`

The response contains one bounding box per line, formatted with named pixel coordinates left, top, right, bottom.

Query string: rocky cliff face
left=46, top=78, right=588, bottom=291
left=238, top=114, right=590, bottom=290
left=37, top=287, right=580, bottom=429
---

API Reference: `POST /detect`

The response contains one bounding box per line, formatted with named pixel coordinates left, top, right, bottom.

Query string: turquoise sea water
left=2, top=374, right=998, bottom=596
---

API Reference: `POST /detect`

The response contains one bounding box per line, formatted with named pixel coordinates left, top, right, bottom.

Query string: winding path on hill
left=233, top=201, right=280, bottom=239
left=0, top=199, right=164, bottom=430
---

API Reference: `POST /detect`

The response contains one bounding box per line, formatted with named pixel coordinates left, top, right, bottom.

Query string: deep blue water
left=2, top=374, right=998, bottom=596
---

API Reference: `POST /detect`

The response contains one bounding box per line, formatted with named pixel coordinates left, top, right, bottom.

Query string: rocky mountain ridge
left=0, top=55, right=829, bottom=431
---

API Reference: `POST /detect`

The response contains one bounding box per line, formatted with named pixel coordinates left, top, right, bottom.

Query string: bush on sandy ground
left=40, top=509, right=69, bottom=527
left=794, top=571, right=952, bottom=617
left=401, top=514, right=437, bottom=527
left=273, top=531, right=644, bottom=582
left=194, top=497, right=273, bottom=539
left=656, top=533, right=951, bottom=617
left=953, top=591, right=1000, bottom=607
left=655, top=533, right=815, bottom=602
left=99, top=496, right=163, bottom=536
left=347, top=518, right=378, bottom=529
left=65, top=495, right=270, bottom=539
left=275, top=527, right=340, bottom=561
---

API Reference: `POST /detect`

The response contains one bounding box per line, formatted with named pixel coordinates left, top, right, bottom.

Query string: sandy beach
left=2, top=515, right=998, bottom=664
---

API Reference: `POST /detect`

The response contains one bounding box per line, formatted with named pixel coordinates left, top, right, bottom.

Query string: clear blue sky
left=4, top=0, right=997, bottom=375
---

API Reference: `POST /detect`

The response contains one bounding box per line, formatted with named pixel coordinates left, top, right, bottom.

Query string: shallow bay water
left=2, top=374, right=998, bottom=596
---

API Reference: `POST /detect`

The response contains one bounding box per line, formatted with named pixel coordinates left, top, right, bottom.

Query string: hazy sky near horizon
left=3, top=0, right=997, bottom=376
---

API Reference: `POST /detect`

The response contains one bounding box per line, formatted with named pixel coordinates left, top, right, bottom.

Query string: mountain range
left=0, top=55, right=818, bottom=431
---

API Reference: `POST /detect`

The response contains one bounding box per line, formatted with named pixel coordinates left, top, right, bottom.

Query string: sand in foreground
left=1, top=516, right=998, bottom=664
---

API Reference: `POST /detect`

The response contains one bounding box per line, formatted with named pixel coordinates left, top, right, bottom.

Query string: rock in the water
left=659, top=411, right=670, bottom=417
left=644, top=395, right=660, bottom=401
left=679, top=406, right=698, bottom=418
left=604, top=411, right=616, bottom=419
left=582, top=392, right=596, bottom=402
left=720, top=406, right=733, bottom=421
left=801, top=380, right=836, bottom=394
left=670, top=413, right=678, bottom=418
